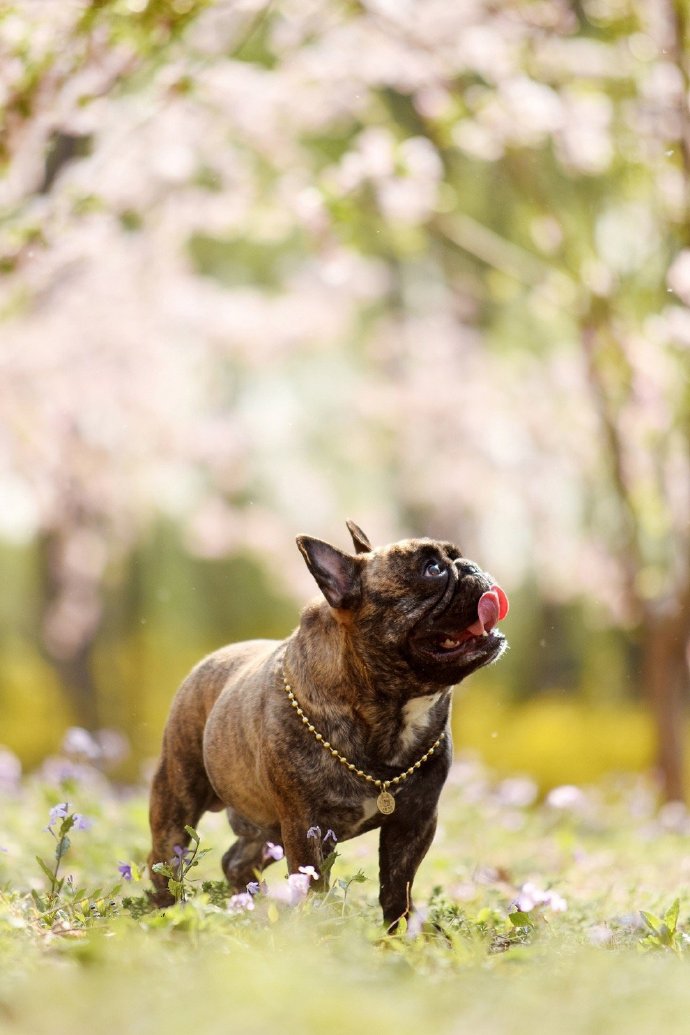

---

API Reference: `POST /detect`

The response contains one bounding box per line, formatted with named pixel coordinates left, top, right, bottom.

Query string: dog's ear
left=345, top=520, right=373, bottom=555
left=296, top=536, right=361, bottom=609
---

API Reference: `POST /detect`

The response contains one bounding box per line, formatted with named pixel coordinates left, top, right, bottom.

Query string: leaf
left=640, top=911, right=662, bottom=934
left=35, top=856, right=56, bottom=883
left=664, top=899, right=680, bottom=934
left=61, top=814, right=76, bottom=832
left=167, top=879, right=184, bottom=901
left=55, top=835, right=71, bottom=860
left=184, top=826, right=200, bottom=845
left=267, top=902, right=279, bottom=924
left=320, top=849, right=339, bottom=880
left=509, top=911, right=534, bottom=927
left=30, top=889, right=46, bottom=911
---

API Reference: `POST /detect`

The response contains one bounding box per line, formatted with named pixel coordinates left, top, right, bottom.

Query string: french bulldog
left=148, top=522, right=509, bottom=926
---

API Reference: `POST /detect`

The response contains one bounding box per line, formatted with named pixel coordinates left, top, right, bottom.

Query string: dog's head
left=297, top=521, right=508, bottom=687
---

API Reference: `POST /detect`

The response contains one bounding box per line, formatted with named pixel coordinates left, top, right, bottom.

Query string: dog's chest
left=392, top=692, right=443, bottom=762
left=315, top=694, right=448, bottom=838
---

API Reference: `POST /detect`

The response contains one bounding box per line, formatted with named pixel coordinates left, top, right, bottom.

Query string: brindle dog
left=148, top=522, right=509, bottom=926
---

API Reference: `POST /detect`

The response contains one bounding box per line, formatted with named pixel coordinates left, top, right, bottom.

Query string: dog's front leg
left=280, top=817, right=329, bottom=893
left=378, top=811, right=438, bottom=929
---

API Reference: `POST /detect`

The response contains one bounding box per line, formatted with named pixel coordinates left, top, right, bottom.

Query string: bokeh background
left=1, top=0, right=689, bottom=797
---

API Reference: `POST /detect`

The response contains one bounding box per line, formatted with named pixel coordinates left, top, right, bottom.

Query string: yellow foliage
left=0, top=651, right=71, bottom=767
left=453, top=686, right=657, bottom=790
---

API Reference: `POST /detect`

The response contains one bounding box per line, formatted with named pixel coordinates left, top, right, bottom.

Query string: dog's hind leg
left=147, top=748, right=221, bottom=907
left=222, top=810, right=282, bottom=891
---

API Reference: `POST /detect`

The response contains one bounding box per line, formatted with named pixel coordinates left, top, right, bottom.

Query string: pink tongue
left=466, top=585, right=509, bottom=636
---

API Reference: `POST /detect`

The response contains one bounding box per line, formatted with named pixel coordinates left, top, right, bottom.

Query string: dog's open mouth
left=417, top=585, right=509, bottom=660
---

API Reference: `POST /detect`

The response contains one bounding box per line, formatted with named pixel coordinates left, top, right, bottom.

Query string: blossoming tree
left=1, top=0, right=689, bottom=796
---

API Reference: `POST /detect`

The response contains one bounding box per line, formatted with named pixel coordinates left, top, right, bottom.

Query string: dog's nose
left=454, top=558, right=483, bottom=579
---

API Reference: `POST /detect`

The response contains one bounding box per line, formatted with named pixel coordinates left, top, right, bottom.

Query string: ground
left=1, top=752, right=690, bottom=1035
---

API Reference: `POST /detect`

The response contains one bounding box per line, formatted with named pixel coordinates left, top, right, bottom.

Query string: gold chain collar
left=281, top=666, right=446, bottom=815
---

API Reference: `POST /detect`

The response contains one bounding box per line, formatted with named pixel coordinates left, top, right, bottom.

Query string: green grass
left=2, top=757, right=690, bottom=1035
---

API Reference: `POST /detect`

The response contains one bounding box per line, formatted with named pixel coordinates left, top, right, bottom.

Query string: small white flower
left=667, top=249, right=690, bottom=305
left=496, top=777, right=538, bottom=809
left=546, top=784, right=587, bottom=811
left=268, top=865, right=320, bottom=907
left=513, top=881, right=567, bottom=914
left=588, top=924, right=613, bottom=946
left=263, top=841, right=284, bottom=862
left=228, top=892, right=255, bottom=914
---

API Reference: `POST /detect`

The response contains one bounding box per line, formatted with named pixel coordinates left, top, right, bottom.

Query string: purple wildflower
left=118, top=862, right=133, bottom=881
left=41, top=757, right=88, bottom=786
left=246, top=881, right=261, bottom=896
left=263, top=841, right=284, bottom=862
left=0, top=748, right=21, bottom=793
left=47, top=803, right=69, bottom=829
left=73, top=813, right=93, bottom=831
left=95, top=729, right=130, bottom=767
left=61, top=727, right=101, bottom=762
left=307, top=826, right=337, bottom=846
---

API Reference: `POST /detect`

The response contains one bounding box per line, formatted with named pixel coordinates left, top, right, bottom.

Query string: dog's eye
left=423, top=560, right=446, bottom=578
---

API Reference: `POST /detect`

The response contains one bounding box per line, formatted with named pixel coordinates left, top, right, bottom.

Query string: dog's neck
left=284, top=601, right=452, bottom=763
left=288, top=600, right=447, bottom=698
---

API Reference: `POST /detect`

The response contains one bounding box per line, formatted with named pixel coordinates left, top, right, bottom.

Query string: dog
left=148, top=522, right=509, bottom=926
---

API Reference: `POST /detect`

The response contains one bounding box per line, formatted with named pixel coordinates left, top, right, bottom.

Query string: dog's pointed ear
left=296, top=536, right=361, bottom=609
left=345, top=520, right=373, bottom=555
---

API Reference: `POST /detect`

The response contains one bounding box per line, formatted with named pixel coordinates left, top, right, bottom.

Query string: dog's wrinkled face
left=359, top=536, right=508, bottom=685
left=297, top=522, right=509, bottom=688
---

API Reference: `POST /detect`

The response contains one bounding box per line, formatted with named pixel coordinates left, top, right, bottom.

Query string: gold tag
left=377, top=791, right=395, bottom=815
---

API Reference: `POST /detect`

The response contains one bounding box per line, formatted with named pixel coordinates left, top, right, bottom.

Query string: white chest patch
left=358, top=797, right=379, bottom=828
left=397, top=692, right=443, bottom=757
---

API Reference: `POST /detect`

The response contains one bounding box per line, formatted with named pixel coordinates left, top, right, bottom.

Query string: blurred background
left=1, top=0, right=689, bottom=797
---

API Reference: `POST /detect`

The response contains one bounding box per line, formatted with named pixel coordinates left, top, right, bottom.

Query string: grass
left=2, top=750, right=690, bottom=1035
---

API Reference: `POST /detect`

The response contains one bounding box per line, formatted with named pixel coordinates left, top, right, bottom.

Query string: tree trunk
left=36, top=531, right=103, bottom=730
left=643, top=606, right=689, bottom=802
left=49, top=645, right=101, bottom=730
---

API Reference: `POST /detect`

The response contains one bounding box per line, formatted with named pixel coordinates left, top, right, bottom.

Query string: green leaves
left=35, top=856, right=57, bottom=885
left=55, top=835, right=72, bottom=860
left=508, top=911, right=534, bottom=928
left=31, top=803, right=104, bottom=925
left=639, top=900, right=687, bottom=955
